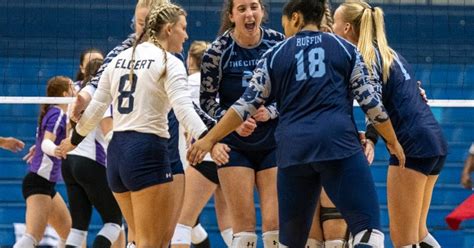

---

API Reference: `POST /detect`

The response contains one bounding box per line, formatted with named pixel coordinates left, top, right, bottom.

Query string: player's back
left=380, top=51, right=448, bottom=157
left=267, top=31, right=363, bottom=166
left=104, top=42, right=187, bottom=138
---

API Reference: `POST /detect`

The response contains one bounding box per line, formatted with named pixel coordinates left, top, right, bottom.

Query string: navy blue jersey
left=376, top=50, right=448, bottom=157
left=232, top=31, right=389, bottom=168
left=200, top=27, right=284, bottom=150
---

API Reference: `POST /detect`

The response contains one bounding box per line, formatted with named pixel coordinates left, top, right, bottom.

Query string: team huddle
left=14, top=0, right=448, bottom=248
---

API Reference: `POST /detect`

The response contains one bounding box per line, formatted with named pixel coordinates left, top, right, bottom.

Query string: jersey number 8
left=295, top=48, right=326, bottom=81
left=118, top=74, right=137, bottom=114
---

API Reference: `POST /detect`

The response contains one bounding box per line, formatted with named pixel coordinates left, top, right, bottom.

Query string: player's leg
left=47, top=193, right=72, bottom=244
left=15, top=172, right=57, bottom=247
left=387, top=156, right=429, bottom=247
left=112, top=192, right=135, bottom=246
left=218, top=166, right=257, bottom=247
left=418, top=156, right=445, bottom=248
left=131, top=181, right=178, bottom=247
left=62, top=156, right=93, bottom=248
left=278, top=165, right=321, bottom=248
left=320, top=189, right=348, bottom=248
left=215, top=185, right=233, bottom=247
left=171, top=165, right=217, bottom=248
left=306, top=203, right=324, bottom=248
left=80, top=161, right=123, bottom=248
left=321, top=151, right=383, bottom=248
left=256, top=166, right=279, bottom=248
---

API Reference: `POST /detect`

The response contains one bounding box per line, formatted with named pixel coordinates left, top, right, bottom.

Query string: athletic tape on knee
left=419, top=233, right=440, bottom=248
left=231, top=232, right=257, bottom=248
left=305, top=238, right=323, bottom=248
left=221, top=228, right=233, bottom=247
left=324, top=239, right=346, bottom=248
left=191, top=223, right=209, bottom=244
left=352, top=229, right=384, bottom=248
left=97, top=223, right=121, bottom=243
left=13, top=233, right=38, bottom=248
left=171, top=223, right=192, bottom=245
left=66, top=229, right=88, bottom=247
left=262, top=230, right=279, bottom=248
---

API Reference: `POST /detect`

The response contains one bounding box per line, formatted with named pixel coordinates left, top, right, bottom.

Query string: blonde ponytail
left=340, top=1, right=396, bottom=83
left=372, top=7, right=395, bottom=82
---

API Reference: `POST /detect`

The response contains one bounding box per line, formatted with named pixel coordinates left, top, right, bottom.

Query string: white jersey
left=179, top=72, right=213, bottom=168
left=69, top=82, right=111, bottom=166
left=76, top=42, right=207, bottom=141
left=470, top=143, right=474, bottom=155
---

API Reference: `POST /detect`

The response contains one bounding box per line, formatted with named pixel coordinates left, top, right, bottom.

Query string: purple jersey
left=30, top=106, right=67, bottom=182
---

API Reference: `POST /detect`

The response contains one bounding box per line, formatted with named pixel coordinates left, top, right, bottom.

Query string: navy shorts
left=22, top=172, right=57, bottom=199
left=389, top=155, right=446, bottom=175
left=107, top=131, right=173, bottom=193
left=170, top=158, right=184, bottom=175
left=278, top=151, right=380, bottom=247
left=219, top=147, right=276, bottom=171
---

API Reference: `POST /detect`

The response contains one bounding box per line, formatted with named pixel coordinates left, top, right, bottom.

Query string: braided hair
left=129, top=3, right=186, bottom=83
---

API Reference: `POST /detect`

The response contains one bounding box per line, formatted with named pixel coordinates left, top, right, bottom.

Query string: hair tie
left=370, top=6, right=375, bottom=11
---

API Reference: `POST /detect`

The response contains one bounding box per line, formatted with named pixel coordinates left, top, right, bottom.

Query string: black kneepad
left=93, top=235, right=112, bottom=248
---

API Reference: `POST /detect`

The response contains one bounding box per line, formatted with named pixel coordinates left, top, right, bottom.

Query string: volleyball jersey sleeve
left=231, top=55, right=272, bottom=121
left=200, top=44, right=226, bottom=119
left=166, top=58, right=208, bottom=139
left=43, top=109, right=65, bottom=136
left=469, top=143, right=474, bottom=155
left=76, top=65, right=114, bottom=138
left=83, top=33, right=136, bottom=96
left=350, top=51, right=389, bottom=125
left=193, top=102, right=216, bottom=129
left=266, top=102, right=279, bottom=119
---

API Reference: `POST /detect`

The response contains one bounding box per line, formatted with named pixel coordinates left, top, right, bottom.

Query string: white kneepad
left=231, top=232, right=258, bottom=248
left=66, top=228, right=88, bottom=247
left=221, top=228, right=233, bottom=247
left=192, top=223, right=208, bottom=244
left=352, top=229, right=384, bottom=248
left=324, top=239, right=346, bottom=248
left=262, top=230, right=279, bottom=248
left=306, top=238, right=324, bottom=248
left=97, top=223, right=121, bottom=243
left=171, top=223, right=193, bottom=245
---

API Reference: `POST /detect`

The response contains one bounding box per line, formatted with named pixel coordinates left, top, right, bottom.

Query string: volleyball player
left=74, top=48, right=104, bottom=82
left=62, top=58, right=125, bottom=248
left=305, top=2, right=350, bottom=247
left=69, top=1, right=211, bottom=246
left=14, top=76, right=74, bottom=248
left=332, top=2, right=448, bottom=247
left=172, top=41, right=232, bottom=248
left=198, top=0, right=284, bottom=246
left=188, top=0, right=406, bottom=247
left=58, top=3, right=209, bottom=247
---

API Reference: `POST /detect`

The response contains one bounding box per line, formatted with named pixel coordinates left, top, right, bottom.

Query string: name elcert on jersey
left=115, top=59, right=155, bottom=70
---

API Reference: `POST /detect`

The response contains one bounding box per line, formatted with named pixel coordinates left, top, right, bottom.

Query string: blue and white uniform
left=375, top=49, right=448, bottom=175
left=85, top=34, right=213, bottom=175
left=230, top=31, right=389, bottom=246
left=200, top=27, right=284, bottom=170
left=73, top=42, right=208, bottom=193
left=62, top=81, right=122, bottom=237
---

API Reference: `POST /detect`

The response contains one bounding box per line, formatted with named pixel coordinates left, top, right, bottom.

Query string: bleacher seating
left=0, top=0, right=473, bottom=247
